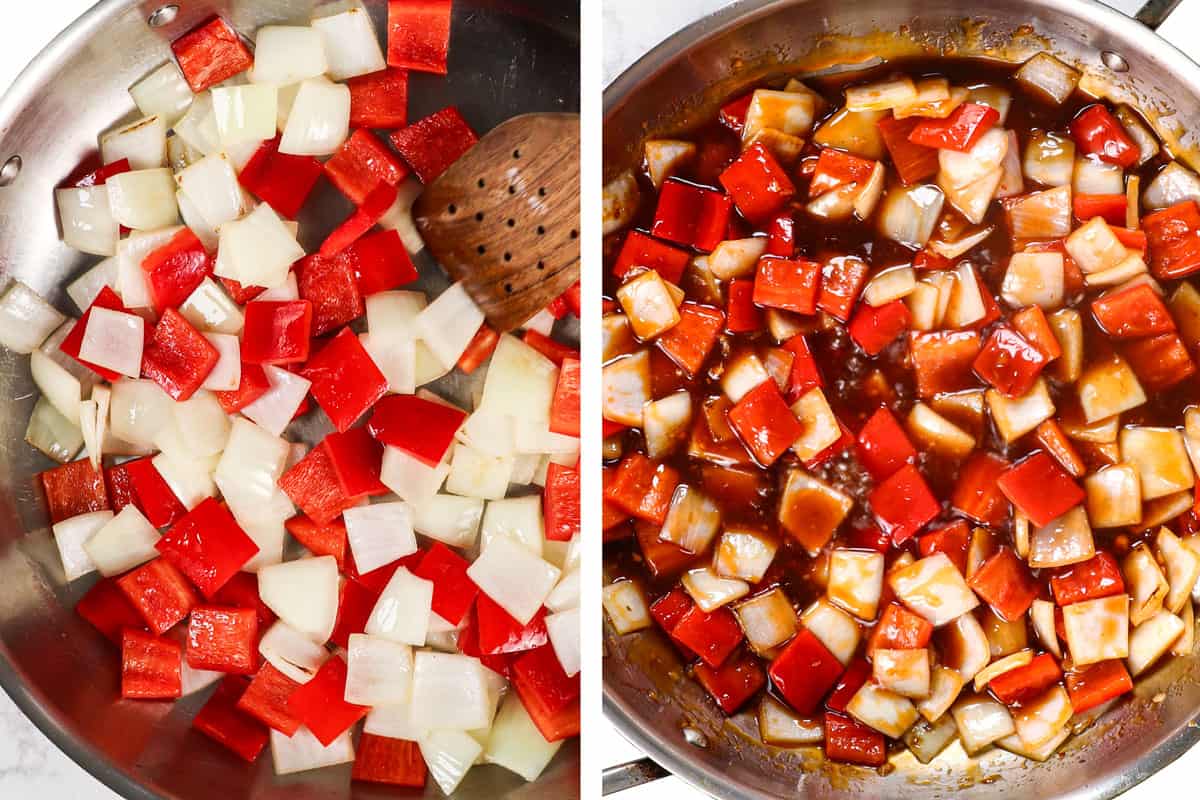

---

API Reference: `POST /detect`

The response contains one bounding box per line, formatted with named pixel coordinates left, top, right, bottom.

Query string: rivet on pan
left=0, top=156, right=21, bottom=187
left=1101, top=50, right=1130, bottom=73
left=148, top=4, right=180, bottom=27
left=682, top=727, right=708, bottom=749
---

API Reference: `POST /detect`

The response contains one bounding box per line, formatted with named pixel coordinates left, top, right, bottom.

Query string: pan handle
left=1134, top=0, right=1183, bottom=28
left=602, top=757, right=673, bottom=795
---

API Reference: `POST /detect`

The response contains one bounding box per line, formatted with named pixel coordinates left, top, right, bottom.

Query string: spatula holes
left=537, top=261, right=546, bottom=271
left=538, top=187, right=547, bottom=197
left=503, top=252, right=512, bottom=262
left=536, top=225, right=545, bottom=236
left=477, top=178, right=486, bottom=189
left=513, top=149, right=521, bottom=159
left=477, top=245, right=487, bottom=255
left=0, top=156, right=22, bottom=187
left=148, top=4, right=179, bottom=27
left=447, top=204, right=457, bottom=215
left=475, top=212, right=484, bottom=222
left=508, top=185, right=516, bottom=195
left=504, top=283, right=514, bottom=294
left=506, top=219, right=515, bottom=228
left=569, top=229, right=578, bottom=239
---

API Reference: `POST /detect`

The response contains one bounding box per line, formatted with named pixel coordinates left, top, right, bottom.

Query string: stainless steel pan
left=603, top=0, right=1200, bottom=797
left=0, top=1, right=579, bottom=798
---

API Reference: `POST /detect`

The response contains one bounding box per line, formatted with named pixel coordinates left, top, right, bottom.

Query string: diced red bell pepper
left=236, top=662, right=302, bottom=735
left=171, top=16, right=252, bottom=93
left=386, top=0, right=451, bottom=74
left=766, top=213, right=796, bottom=257
left=342, top=229, right=419, bottom=296
left=141, top=308, right=220, bottom=401
left=635, top=519, right=696, bottom=578
left=809, top=148, right=876, bottom=197
left=1144, top=200, right=1200, bottom=279
left=510, top=645, right=581, bottom=742
left=354, top=735, right=427, bottom=787
left=878, top=114, right=939, bottom=184
left=824, top=712, right=886, bottom=767
left=727, top=380, right=804, bottom=467
left=868, top=602, right=934, bottom=656
left=284, top=515, right=348, bottom=573
left=325, top=129, right=409, bottom=205
left=951, top=451, right=1012, bottom=525
left=347, top=67, right=409, bottom=130
left=187, top=605, right=258, bottom=675
left=1123, top=332, right=1197, bottom=391
left=656, top=302, right=725, bottom=376
left=1064, top=659, right=1134, bottom=714
left=301, top=329, right=391, bottom=432
left=523, top=330, right=577, bottom=366
left=59, top=287, right=133, bottom=381
left=238, top=136, right=324, bottom=219
left=1112, top=225, right=1148, bottom=254
left=68, top=158, right=131, bottom=189
left=753, top=257, right=820, bottom=315
left=279, top=444, right=364, bottom=526
left=1049, top=551, right=1125, bottom=606
left=613, top=230, right=691, bottom=283
left=695, top=652, right=766, bottom=714
left=972, top=326, right=1048, bottom=398
left=909, top=329, right=984, bottom=398
left=323, top=427, right=388, bottom=498
left=77, top=578, right=145, bottom=645
left=367, top=393, right=467, bottom=465
left=329, top=578, right=379, bottom=649
left=1073, top=193, right=1128, bottom=226
left=549, top=357, right=581, bottom=437
left=141, top=228, right=212, bottom=313
left=917, top=519, right=971, bottom=575
left=846, top=523, right=892, bottom=553
left=997, top=451, right=1085, bottom=527
left=119, top=457, right=187, bottom=528
left=40, top=458, right=108, bottom=524
left=122, top=628, right=182, bottom=700
left=719, top=142, right=797, bottom=223
left=193, top=675, right=269, bottom=762
left=718, top=93, right=753, bottom=134
left=908, top=102, right=999, bottom=152
left=1070, top=104, right=1139, bottom=168
left=390, top=106, right=478, bottom=183
left=103, top=460, right=137, bottom=516
left=604, top=453, right=680, bottom=525
left=1010, top=305, right=1062, bottom=362
left=287, top=656, right=369, bottom=746
left=476, top=594, right=547, bottom=655
left=117, top=558, right=200, bottom=635
left=848, top=299, right=909, bottom=356
left=214, top=362, right=270, bottom=414
left=320, top=181, right=400, bottom=258
left=870, top=463, right=940, bottom=545
left=670, top=604, right=743, bottom=668
left=219, top=277, right=266, bottom=306
left=826, top=658, right=871, bottom=713
left=211, top=572, right=277, bottom=629
left=725, top=279, right=762, bottom=333
left=296, top=254, right=365, bottom=337
left=650, top=587, right=697, bottom=658
left=650, top=180, right=733, bottom=253
left=968, top=547, right=1039, bottom=621
left=803, top=417, right=856, bottom=470
left=156, top=499, right=260, bottom=599
left=818, top=255, right=870, bottom=322
left=457, top=324, right=500, bottom=374
left=769, top=628, right=844, bottom=716
left=988, top=653, right=1063, bottom=706
left=1034, top=419, right=1086, bottom=478
left=544, top=462, right=581, bottom=542
left=782, top=334, right=823, bottom=401
left=856, top=406, right=917, bottom=481
left=1091, top=283, right=1176, bottom=339
left=412, top=542, right=480, bottom=627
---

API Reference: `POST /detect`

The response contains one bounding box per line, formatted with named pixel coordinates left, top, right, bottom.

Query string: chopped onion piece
left=546, top=567, right=580, bottom=613
left=78, top=307, right=144, bottom=378
left=967, top=85, right=1014, bottom=123
left=986, top=378, right=1055, bottom=442
left=1128, top=609, right=1186, bottom=676
left=1001, top=251, right=1064, bottom=310
left=1029, top=506, right=1094, bottom=568
left=951, top=694, right=1015, bottom=754
left=200, top=333, right=241, bottom=391
left=414, top=283, right=486, bottom=370
left=239, top=516, right=286, bottom=572
left=1114, top=104, right=1161, bottom=166
left=106, top=168, right=178, bottom=230
left=1062, top=594, right=1129, bottom=665
left=117, top=226, right=180, bottom=309
left=312, top=0, right=386, bottom=80
left=410, top=494, right=484, bottom=550
left=51, top=510, right=111, bottom=581
left=445, top=443, right=515, bottom=500
left=178, top=153, right=245, bottom=230
left=31, top=350, right=81, bottom=426
left=345, top=502, right=418, bottom=575
left=845, top=77, right=917, bottom=112
left=889, top=553, right=978, bottom=626
left=644, top=139, right=697, bottom=188
left=100, top=115, right=167, bottom=171
left=481, top=495, right=544, bottom=556
left=151, top=451, right=217, bottom=509
left=481, top=334, right=559, bottom=421
left=241, top=365, right=312, bottom=437
left=25, top=397, right=82, bottom=464
left=1015, top=52, right=1080, bottom=104
left=1121, top=426, right=1194, bottom=501
left=420, top=729, right=483, bottom=795
left=411, top=652, right=496, bottom=731
left=484, top=691, right=563, bottom=781
left=345, top=633, right=413, bottom=706
left=846, top=682, right=917, bottom=738
left=258, top=556, right=340, bottom=643
left=938, top=612, right=990, bottom=682
left=381, top=446, right=450, bottom=504
left=939, top=128, right=1009, bottom=190
left=270, top=726, right=354, bottom=776
left=1073, top=154, right=1124, bottom=195
left=279, top=77, right=350, bottom=156
left=827, top=548, right=885, bottom=620
left=1006, top=185, right=1071, bottom=240
left=129, top=61, right=194, bottom=125
left=1143, top=161, right=1200, bottom=210
left=878, top=183, right=944, bottom=248
left=57, top=186, right=119, bottom=256
left=83, top=505, right=158, bottom=577
left=211, top=84, right=278, bottom=146
left=1023, top=130, right=1075, bottom=187
left=67, top=258, right=118, bottom=314
left=174, top=91, right=220, bottom=156
left=545, top=607, right=580, bottom=676
left=0, top=281, right=64, bottom=354
left=109, top=378, right=172, bottom=447
left=215, top=204, right=305, bottom=290
left=603, top=170, right=639, bottom=236
left=759, top=696, right=824, bottom=746
left=466, top=534, right=560, bottom=625
left=602, top=580, right=651, bottom=634
left=363, top=566, right=433, bottom=645
left=863, top=265, right=916, bottom=307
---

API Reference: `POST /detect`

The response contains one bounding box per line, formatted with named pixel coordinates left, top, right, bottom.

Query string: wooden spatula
left=413, top=112, right=581, bottom=333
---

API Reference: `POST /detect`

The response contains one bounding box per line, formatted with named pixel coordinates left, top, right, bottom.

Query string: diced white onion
left=467, top=534, right=560, bottom=625
left=211, top=84, right=278, bottom=146
left=200, top=333, right=242, bottom=391
left=1073, top=155, right=1124, bottom=195
left=83, top=505, right=159, bottom=576
left=411, top=493, right=483, bottom=548
left=258, top=619, right=330, bottom=684
left=179, top=277, right=243, bottom=335
left=411, top=652, right=497, bottom=732
left=1143, top=161, right=1200, bottom=211
left=378, top=176, right=427, bottom=254
left=311, top=0, right=386, bottom=80
left=241, top=365, right=312, bottom=437
left=878, top=184, right=944, bottom=248
left=419, top=730, right=483, bottom=795
left=31, top=350, right=82, bottom=426
left=1023, top=130, right=1075, bottom=187
left=270, top=726, right=354, bottom=776
left=258, top=556, right=340, bottom=644
left=106, top=168, right=179, bottom=230
left=51, top=509, right=111, bottom=581
left=78, top=307, right=144, bottom=378
left=414, top=283, right=486, bottom=370
left=0, top=281, right=65, bottom=354
left=484, top=692, right=563, bottom=781
left=174, top=91, right=220, bottom=156
left=952, top=695, right=1015, bottom=753
left=25, top=397, right=83, bottom=463
left=1015, top=52, right=1080, bottom=105
left=151, top=451, right=217, bottom=510
left=215, top=204, right=305, bottom=290
left=129, top=62, right=194, bottom=125
left=67, top=258, right=117, bottom=313
left=100, top=116, right=167, bottom=171
left=345, top=633, right=413, bottom=706
left=251, top=26, right=329, bottom=85
left=380, top=445, right=451, bottom=504
left=109, top=378, right=172, bottom=448
left=279, top=77, right=350, bottom=156
left=57, top=187, right=119, bottom=256
left=178, top=153, right=245, bottom=230
left=345, top=502, right=418, bottom=575
left=256, top=272, right=299, bottom=302
left=364, top=567, right=433, bottom=645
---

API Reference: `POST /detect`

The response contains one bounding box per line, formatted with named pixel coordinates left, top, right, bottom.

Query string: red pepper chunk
left=211, top=572, right=277, bottom=630
left=782, top=334, right=823, bottom=401
left=457, top=324, right=500, bottom=374
left=766, top=213, right=796, bottom=257
left=1143, top=200, right=1200, bottom=279
left=968, top=547, right=1040, bottom=621
left=824, top=712, right=886, bottom=767
left=1091, top=283, right=1176, bottom=339
left=117, top=558, right=200, bottom=635
left=320, top=181, right=400, bottom=258
left=510, top=645, right=581, bottom=742
left=1064, top=659, right=1134, bottom=714
left=818, top=255, right=870, bottom=322
left=156, top=499, right=260, bottom=599
left=186, top=606, right=258, bottom=675
left=341, top=229, right=419, bottom=296
left=368, top=393, right=467, bottom=465
left=40, top=458, right=109, bottom=524
left=917, top=519, right=971, bottom=575
left=718, top=93, right=753, bottom=134
left=329, top=579, right=379, bottom=649
left=238, top=136, right=324, bottom=219
left=1073, top=193, right=1128, bottom=226
left=1034, top=419, right=1086, bottom=478
left=476, top=595, right=547, bottom=655
left=973, top=326, right=1048, bottom=398
left=753, top=257, right=820, bottom=315
left=769, top=628, right=844, bottom=716
left=279, top=441, right=365, bottom=526
left=809, top=148, right=877, bottom=197
left=412, top=543, right=480, bottom=627
left=296, top=253, right=365, bottom=337
left=523, top=330, right=577, bottom=366
left=68, top=158, right=131, bottom=189
left=856, top=406, right=917, bottom=481
left=60, top=287, right=133, bottom=381
left=997, top=451, right=1085, bottom=527
left=656, top=302, right=725, bottom=376
left=908, top=102, right=1000, bottom=152
left=1049, top=551, right=1125, bottom=606
left=951, top=451, right=1012, bottom=526
left=141, top=228, right=212, bottom=312
left=219, top=276, right=266, bottom=306
left=287, top=656, right=369, bottom=746
left=909, top=329, right=982, bottom=398
left=285, top=516, right=348, bottom=573
left=193, top=676, right=269, bottom=762
left=650, top=180, right=733, bottom=253
left=848, top=299, right=909, bottom=356
left=870, top=463, right=940, bottom=545
left=122, top=628, right=182, bottom=700
left=613, top=230, right=691, bottom=283
left=390, top=106, right=479, bottom=183
left=988, top=653, right=1063, bottom=706
left=550, top=357, right=581, bottom=437
left=725, top=279, right=762, bottom=333
left=604, top=453, right=680, bottom=525
left=544, top=462, right=581, bottom=542
left=877, top=114, right=939, bottom=184
left=671, top=604, right=744, bottom=668
left=347, top=68, right=409, bottom=130
left=236, top=662, right=303, bottom=736
left=214, top=362, right=270, bottom=414
left=1070, top=105, right=1139, bottom=168
left=1010, top=305, right=1063, bottom=362
left=325, top=129, right=409, bottom=205
left=868, top=602, right=934, bottom=655
left=323, top=427, right=388, bottom=498
left=386, top=0, right=451, bottom=74
left=826, top=658, right=871, bottom=712
left=141, top=308, right=220, bottom=401
left=242, top=301, right=313, bottom=365
left=695, top=652, right=767, bottom=714
left=1122, top=332, right=1197, bottom=391
left=118, top=457, right=187, bottom=528
left=77, top=578, right=145, bottom=645
left=727, top=380, right=804, bottom=467
left=719, top=142, right=797, bottom=223
left=354, top=734, right=427, bottom=787
left=170, top=16, right=252, bottom=93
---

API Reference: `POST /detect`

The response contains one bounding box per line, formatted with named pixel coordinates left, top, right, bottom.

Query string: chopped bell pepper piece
left=287, top=656, right=369, bottom=746
left=141, top=228, right=213, bottom=313
left=1091, top=283, right=1176, bottom=339
left=878, top=114, right=939, bottom=184
left=856, top=406, right=917, bottom=481
left=325, top=129, right=410, bottom=205
left=141, top=308, right=220, bottom=401
left=725, top=279, right=763, bottom=333
left=40, top=457, right=108, bottom=524
left=769, top=628, right=844, bottom=716
left=238, top=136, right=324, bottom=219
left=1070, top=104, right=1139, bottom=168
left=193, top=675, right=269, bottom=762
left=848, top=299, right=909, bottom=356
left=1064, top=658, right=1134, bottom=714
left=1144, top=200, right=1200, bottom=279
left=613, top=230, right=691, bottom=283
left=727, top=380, right=804, bottom=467
left=77, top=578, right=145, bottom=645
left=997, top=451, right=1085, bottom=527
left=367, top=393, right=467, bottom=465
left=117, top=558, right=200, bottom=635
left=187, top=605, right=258, bottom=675
left=671, top=604, right=744, bottom=669
left=279, top=444, right=365, bottom=526
left=122, top=628, right=182, bottom=699
left=510, top=644, right=581, bottom=742
left=907, top=102, right=999, bottom=152
left=1073, top=193, right=1127, bottom=226
left=296, top=253, right=365, bottom=337
left=988, top=652, right=1062, bottom=705
left=323, top=427, right=388, bottom=498
left=386, top=0, right=451, bottom=74
left=656, top=302, right=725, bottom=376
left=1049, top=551, right=1125, bottom=606
left=1122, top=332, right=1197, bottom=391
left=604, top=453, right=680, bottom=525
left=156, top=499, right=260, bottom=599
left=650, top=180, right=733, bottom=253
left=544, top=462, right=581, bottom=542
left=719, top=142, right=797, bottom=222
left=390, top=106, right=478, bottom=183
left=909, top=329, right=982, bottom=398
left=347, top=67, right=409, bottom=130
left=353, top=734, right=426, bottom=787
left=824, top=712, right=886, bottom=767
left=236, top=662, right=303, bottom=735
left=171, top=16, right=252, bottom=93
left=241, top=301, right=313, bottom=365
left=753, top=257, right=820, bottom=315
left=968, top=547, right=1039, bottom=621
left=412, top=542, right=480, bottom=627
left=951, top=451, right=1011, bottom=525
left=319, top=181, right=400, bottom=258
left=284, top=516, right=348, bottom=573
left=870, top=463, right=940, bottom=545
left=818, top=255, right=870, bottom=322
left=214, top=362, right=270, bottom=414
left=973, top=326, right=1048, bottom=398
left=695, top=652, right=766, bottom=714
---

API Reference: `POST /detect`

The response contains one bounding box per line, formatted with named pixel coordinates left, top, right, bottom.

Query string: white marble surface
left=600, top=0, right=1200, bottom=799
